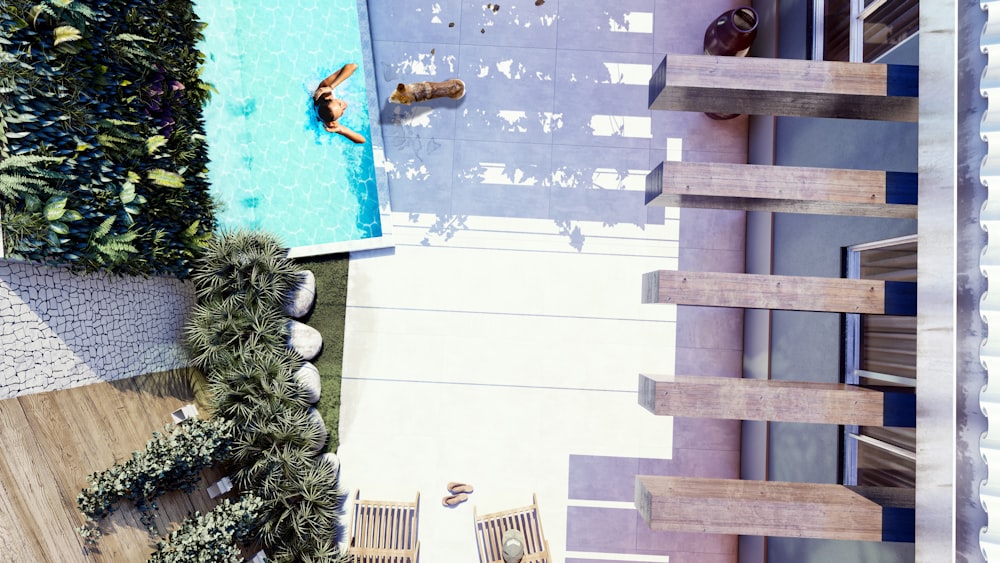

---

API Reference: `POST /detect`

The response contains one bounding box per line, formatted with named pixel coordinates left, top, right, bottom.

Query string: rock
left=284, top=270, right=316, bottom=318
left=295, top=362, right=322, bottom=403
left=287, top=320, right=322, bottom=360
left=318, top=452, right=340, bottom=478
left=307, top=407, right=328, bottom=451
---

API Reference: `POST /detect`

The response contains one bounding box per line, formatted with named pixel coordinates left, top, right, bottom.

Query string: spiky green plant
left=232, top=444, right=314, bottom=498
left=182, top=230, right=345, bottom=560
left=206, top=345, right=301, bottom=386
left=255, top=465, right=347, bottom=556
left=269, top=538, right=345, bottom=563
left=189, top=229, right=301, bottom=308
left=230, top=400, right=328, bottom=459
left=185, top=295, right=289, bottom=369
left=208, top=352, right=310, bottom=422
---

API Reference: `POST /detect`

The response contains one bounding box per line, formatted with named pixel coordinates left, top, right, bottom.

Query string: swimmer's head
left=316, top=93, right=347, bottom=128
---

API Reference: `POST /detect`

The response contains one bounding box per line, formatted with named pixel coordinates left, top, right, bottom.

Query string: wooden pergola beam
left=645, top=161, right=917, bottom=219
left=649, top=54, right=918, bottom=121
left=642, top=270, right=916, bottom=315
left=638, top=374, right=915, bottom=427
left=635, top=476, right=914, bottom=542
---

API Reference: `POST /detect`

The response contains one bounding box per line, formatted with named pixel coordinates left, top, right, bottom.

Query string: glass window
left=842, top=236, right=916, bottom=488
left=815, top=0, right=918, bottom=62
left=861, top=0, right=919, bottom=61
left=823, top=0, right=852, bottom=61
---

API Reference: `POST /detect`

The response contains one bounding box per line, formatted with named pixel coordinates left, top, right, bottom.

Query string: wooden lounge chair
left=474, top=494, right=551, bottom=563
left=348, top=490, right=420, bottom=562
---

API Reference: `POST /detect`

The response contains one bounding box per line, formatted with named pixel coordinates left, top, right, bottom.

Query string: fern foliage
left=0, top=0, right=216, bottom=277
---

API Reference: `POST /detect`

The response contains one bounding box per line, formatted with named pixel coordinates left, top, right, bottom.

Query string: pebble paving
left=0, top=259, right=195, bottom=399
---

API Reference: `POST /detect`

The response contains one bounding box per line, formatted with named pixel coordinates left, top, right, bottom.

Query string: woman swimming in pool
left=314, top=63, right=366, bottom=144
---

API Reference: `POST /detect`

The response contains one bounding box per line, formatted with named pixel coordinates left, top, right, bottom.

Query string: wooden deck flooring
left=0, top=370, right=227, bottom=562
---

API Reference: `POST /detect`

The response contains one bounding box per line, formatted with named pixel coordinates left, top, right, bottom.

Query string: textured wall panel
left=982, top=1, right=1000, bottom=559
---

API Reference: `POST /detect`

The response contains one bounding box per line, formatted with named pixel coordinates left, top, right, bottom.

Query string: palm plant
left=294, top=362, right=322, bottom=404
left=269, top=538, right=345, bottom=563
left=207, top=348, right=308, bottom=419
left=202, top=344, right=267, bottom=383
left=305, top=408, right=329, bottom=451
left=231, top=401, right=328, bottom=460
left=232, top=444, right=314, bottom=501
left=256, top=465, right=347, bottom=555
left=181, top=231, right=343, bottom=560
left=209, top=374, right=309, bottom=419
left=189, top=230, right=301, bottom=308
left=317, top=453, right=340, bottom=479
left=185, top=295, right=288, bottom=369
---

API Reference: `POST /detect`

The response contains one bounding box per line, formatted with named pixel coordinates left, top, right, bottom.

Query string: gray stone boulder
left=307, top=407, right=328, bottom=451
left=287, top=320, right=322, bottom=360
left=294, top=362, right=322, bottom=404
left=284, top=270, right=316, bottom=319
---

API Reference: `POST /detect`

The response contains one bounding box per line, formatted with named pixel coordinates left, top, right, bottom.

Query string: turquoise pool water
left=196, top=0, right=382, bottom=250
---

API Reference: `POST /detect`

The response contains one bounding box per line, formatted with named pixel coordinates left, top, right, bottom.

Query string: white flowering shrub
left=147, top=494, right=263, bottom=563
left=76, top=417, right=235, bottom=539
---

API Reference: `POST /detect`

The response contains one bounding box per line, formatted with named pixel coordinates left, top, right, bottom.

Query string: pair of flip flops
left=442, top=482, right=474, bottom=506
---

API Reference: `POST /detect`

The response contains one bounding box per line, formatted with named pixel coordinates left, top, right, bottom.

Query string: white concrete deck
left=340, top=2, right=754, bottom=559
left=338, top=212, right=678, bottom=561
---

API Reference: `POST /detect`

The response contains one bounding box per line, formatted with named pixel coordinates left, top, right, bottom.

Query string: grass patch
left=295, top=253, right=350, bottom=452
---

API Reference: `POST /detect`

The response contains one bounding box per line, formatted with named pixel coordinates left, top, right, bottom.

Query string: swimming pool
left=196, top=0, right=390, bottom=255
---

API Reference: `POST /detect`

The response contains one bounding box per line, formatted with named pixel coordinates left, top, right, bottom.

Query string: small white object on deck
left=207, top=476, right=233, bottom=499
left=170, top=404, right=199, bottom=424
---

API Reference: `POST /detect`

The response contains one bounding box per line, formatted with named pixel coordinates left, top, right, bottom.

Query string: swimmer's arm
left=326, top=122, right=366, bottom=144
left=318, top=63, right=358, bottom=91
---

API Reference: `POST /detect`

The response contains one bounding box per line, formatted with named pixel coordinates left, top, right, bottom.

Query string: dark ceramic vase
left=702, top=6, right=759, bottom=120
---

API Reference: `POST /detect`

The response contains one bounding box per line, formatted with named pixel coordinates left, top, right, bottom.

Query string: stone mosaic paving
left=0, top=259, right=195, bottom=399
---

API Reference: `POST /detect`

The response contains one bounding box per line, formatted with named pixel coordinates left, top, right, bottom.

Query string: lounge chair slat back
left=474, top=493, right=551, bottom=563
left=348, top=490, right=420, bottom=563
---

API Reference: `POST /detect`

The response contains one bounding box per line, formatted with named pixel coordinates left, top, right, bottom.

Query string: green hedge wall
left=1, top=0, right=216, bottom=277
